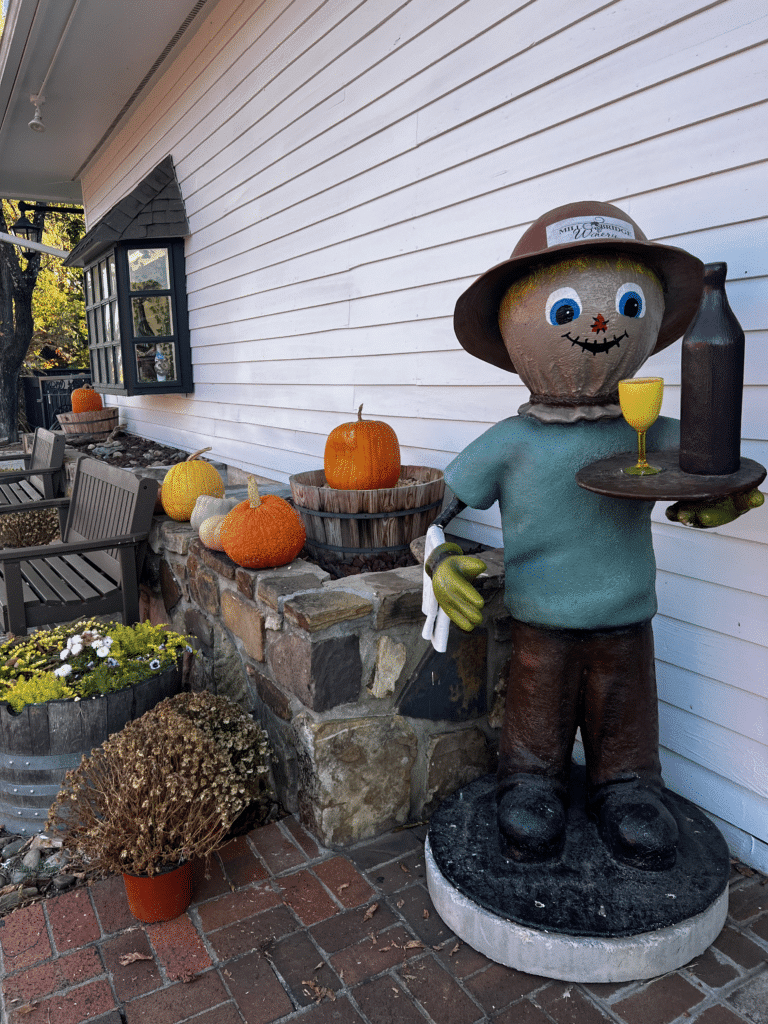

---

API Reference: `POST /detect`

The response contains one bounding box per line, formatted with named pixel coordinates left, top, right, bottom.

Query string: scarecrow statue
left=423, top=201, right=763, bottom=872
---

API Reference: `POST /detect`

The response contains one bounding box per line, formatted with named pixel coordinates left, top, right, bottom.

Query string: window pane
left=92, top=267, right=101, bottom=304
left=85, top=270, right=93, bottom=307
left=115, top=346, right=124, bottom=386
left=104, top=303, right=112, bottom=342
left=128, top=248, right=170, bottom=291
left=100, top=260, right=109, bottom=299
left=94, top=307, right=103, bottom=345
left=132, top=295, right=172, bottom=337
left=153, top=342, right=177, bottom=382
left=111, top=301, right=120, bottom=341
left=108, top=254, right=117, bottom=296
left=135, top=342, right=177, bottom=383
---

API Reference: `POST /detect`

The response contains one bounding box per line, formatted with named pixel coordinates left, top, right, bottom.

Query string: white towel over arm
left=421, top=524, right=451, bottom=653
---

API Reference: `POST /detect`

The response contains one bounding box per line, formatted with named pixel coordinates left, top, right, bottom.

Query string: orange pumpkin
left=161, top=447, right=225, bottom=522
left=324, top=404, right=400, bottom=490
left=71, top=385, right=103, bottom=413
left=220, top=476, right=306, bottom=569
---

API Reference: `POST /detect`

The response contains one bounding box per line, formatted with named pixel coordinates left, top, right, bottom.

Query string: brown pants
left=498, top=618, right=662, bottom=794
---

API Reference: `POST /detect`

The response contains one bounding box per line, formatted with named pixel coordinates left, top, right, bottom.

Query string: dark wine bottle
left=679, top=262, right=745, bottom=475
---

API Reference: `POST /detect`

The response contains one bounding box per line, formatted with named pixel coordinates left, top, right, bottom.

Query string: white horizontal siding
left=83, top=0, right=767, bottom=865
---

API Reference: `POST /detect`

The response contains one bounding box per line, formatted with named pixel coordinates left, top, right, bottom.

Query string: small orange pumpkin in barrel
left=71, top=384, right=103, bottom=413
left=324, top=404, right=400, bottom=490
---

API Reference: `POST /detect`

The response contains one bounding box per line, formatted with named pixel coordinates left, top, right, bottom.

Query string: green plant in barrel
left=0, top=619, right=193, bottom=711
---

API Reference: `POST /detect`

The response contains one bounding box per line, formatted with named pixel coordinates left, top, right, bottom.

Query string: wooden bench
left=0, top=428, right=66, bottom=524
left=0, top=457, right=158, bottom=636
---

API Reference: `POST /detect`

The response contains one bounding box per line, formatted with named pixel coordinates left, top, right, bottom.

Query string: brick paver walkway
left=1, top=817, right=766, bottom=1024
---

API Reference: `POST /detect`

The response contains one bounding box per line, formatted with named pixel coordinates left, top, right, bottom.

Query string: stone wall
left=141, top=515, right=511, bottom=847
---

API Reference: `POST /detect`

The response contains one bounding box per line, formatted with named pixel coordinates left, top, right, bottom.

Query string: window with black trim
left=83, top=239, right=192, bottom=396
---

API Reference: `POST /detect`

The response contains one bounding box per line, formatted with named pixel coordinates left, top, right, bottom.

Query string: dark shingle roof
left=64, top=156, right=189, bottom=267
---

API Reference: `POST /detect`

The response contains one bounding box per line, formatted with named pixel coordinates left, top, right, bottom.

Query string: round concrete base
left=426, top=770, right=730, bottom=983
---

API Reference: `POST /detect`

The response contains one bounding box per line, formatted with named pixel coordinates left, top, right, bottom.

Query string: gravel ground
left=0, top=833, right=98, bottom=916
left=62, top=428, right=190, bottom=468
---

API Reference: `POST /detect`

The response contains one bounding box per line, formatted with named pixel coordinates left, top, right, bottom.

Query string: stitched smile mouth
left=562, top=330, right=628, bottom=355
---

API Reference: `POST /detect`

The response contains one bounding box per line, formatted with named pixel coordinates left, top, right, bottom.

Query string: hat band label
left=546, top=216, right=635, bottom=247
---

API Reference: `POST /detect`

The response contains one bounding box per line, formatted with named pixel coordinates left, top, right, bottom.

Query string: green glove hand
left=426, top=542, right=487, bottom=632
left=666, top=488, right=764, bottom=528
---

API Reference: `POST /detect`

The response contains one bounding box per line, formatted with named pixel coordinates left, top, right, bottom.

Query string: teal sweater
left=444, top=415, right=679, bottom=630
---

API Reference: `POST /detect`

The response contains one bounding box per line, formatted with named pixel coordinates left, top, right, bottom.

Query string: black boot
left=590, top=779, right=678, bottom=871
left=496, top=774, right=567, bottom=862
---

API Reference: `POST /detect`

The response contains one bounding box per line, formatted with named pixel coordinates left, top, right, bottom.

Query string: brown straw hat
left=454, top=201, right=704, bottom=374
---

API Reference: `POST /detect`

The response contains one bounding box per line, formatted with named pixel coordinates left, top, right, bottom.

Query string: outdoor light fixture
left=10, top=201, right=84, bottom=247
left=25, top=0, right=83, bottom=136
left=28, top=105, right=46, bottom=132
left=10, top=204, right=42, bottom=244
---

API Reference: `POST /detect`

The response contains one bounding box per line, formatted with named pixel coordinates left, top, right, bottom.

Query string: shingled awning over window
left=65, top=156, right=189, bottom=268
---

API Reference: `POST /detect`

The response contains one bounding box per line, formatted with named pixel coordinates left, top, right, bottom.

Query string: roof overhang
left=0, top=0, right=216, bottom=204
left=64, top=155, right=189, bottom=266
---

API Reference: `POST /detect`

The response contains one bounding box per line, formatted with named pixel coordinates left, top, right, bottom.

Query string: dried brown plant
left=47, top=692, right=273, bottom=876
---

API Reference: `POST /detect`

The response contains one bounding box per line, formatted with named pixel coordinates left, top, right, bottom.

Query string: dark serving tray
left=575, top=449, right=766, bottom=501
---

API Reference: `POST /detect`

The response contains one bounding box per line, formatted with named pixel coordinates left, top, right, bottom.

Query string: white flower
left=149, top=659, right=161, bottom=671
left=60, top=649, right=69, bottom=660
left=54, top=663, right=72, bottom=677
left=95, top=645, right=111, bottom=658
left=65, top=634, right=83, bottom=653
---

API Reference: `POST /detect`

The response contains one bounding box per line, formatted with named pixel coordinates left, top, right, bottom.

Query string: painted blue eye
left=546, top=288, right=582, bottom=327
left=616, top=282, right=645, bottom=318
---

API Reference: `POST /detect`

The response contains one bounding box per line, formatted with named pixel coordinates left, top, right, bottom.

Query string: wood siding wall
left=81, top=0, right=768, bottom=869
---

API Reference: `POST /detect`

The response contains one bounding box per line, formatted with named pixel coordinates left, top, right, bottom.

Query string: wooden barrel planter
left=0, top=665, right=183, bottom=836
left=57, top=407, right=119, bottom=440
left=289, top=466, right=445, bottom=571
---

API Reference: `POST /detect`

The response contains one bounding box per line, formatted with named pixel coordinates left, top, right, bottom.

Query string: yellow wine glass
left=618, top=377, right=664, bottom=476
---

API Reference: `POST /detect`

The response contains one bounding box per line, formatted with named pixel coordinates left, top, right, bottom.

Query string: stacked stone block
left=142, top=518, right=511, bottom=847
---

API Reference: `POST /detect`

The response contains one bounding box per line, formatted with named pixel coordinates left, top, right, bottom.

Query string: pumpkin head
left=71, top=385, right=103, bottom=413
left=220, top=476, right=306, bottom=569
left=161, top=447, right=225, bottom=522
left=324, top=404, right=400, bottom=490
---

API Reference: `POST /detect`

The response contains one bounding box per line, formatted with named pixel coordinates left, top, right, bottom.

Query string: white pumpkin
left=190, top=494, right=238, bottom=532
left=198, top=513, right=228, bottom=551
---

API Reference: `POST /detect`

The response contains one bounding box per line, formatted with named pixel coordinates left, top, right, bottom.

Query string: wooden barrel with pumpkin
left=289, top=466, right=445, bottom=570
left=291, top=406, right=445, bottom=571
left=57, top=408, right=119, bottom=440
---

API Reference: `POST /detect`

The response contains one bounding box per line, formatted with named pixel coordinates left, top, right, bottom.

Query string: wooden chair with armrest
left=0, top=457, right=158, bottom=636
left=0, top=428, right=67, bottom=531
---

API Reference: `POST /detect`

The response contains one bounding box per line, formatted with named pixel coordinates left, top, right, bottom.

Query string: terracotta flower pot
left=122, top=859, right=193, bottom=923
